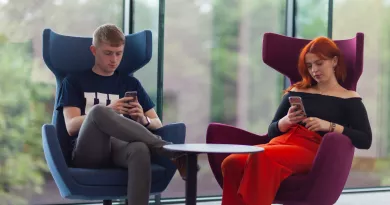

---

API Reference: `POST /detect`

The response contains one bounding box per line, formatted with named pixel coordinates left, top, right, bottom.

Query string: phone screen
left=125, top=91, right=137, bottom=103
left=288, top=96, right=307, bottom=116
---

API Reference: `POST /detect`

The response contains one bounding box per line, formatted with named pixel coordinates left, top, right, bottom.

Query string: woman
left=221, top=36, right=372, bottom=205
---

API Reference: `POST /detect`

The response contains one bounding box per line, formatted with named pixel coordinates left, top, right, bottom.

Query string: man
left=57, top=24, right=188, bottom=205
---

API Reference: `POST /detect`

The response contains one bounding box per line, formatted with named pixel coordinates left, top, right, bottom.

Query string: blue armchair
left=41, top=29, right=185, bottom=205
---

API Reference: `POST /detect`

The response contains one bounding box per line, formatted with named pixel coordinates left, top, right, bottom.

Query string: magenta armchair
left=207, top=33, right=364, bottom=205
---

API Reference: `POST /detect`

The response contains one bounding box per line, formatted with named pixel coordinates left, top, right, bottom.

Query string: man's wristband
left=143, top=116, right=151, bottom=127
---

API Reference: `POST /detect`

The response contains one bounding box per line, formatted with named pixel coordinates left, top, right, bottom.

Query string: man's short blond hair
left=92, top=24, right=125, bottom=47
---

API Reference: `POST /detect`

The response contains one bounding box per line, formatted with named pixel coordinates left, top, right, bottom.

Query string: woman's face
left=305, top=52, right=338, bottom=84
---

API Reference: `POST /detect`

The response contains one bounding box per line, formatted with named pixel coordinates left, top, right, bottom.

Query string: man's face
left=91, top=42, right=124, bottom=74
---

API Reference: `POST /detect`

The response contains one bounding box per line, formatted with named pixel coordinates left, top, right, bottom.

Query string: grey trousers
left=72, top=105, right=171, bottom=205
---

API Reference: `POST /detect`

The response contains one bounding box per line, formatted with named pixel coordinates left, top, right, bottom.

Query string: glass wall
left=332, top=0, right=390, bottom=189
left=133, top=0, right=159, bottom=104
left=0, top=0, right=124, bottom=204
left=294, top=0, right=390, bottom=191
left=295, top=0, right=390, bottom=191
left=296, top=0, right=329, bottom=39
left=158, top=0, right=286, bottom=198
left=2, top=0, right=390, bottom=204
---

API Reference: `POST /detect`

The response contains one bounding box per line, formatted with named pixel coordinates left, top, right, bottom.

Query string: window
left=333, top=0, right=390, bottom=189
left=5, top=0, right=385, bottom=204
left=134, top=0, right=287, bottom=198
left=0, top=1, right=124, bottom=204
left=296, top=0, right=329, bottom=39
left=133, top=0, right=159, bottom=104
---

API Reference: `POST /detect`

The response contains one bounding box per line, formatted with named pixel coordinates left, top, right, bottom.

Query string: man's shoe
left=171, top=154, right=200, bottom=180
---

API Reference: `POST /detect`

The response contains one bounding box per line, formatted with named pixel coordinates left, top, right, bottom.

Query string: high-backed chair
left=206, top=32, right=364, bottom=205
left=41, top=29, right=185, bottom=205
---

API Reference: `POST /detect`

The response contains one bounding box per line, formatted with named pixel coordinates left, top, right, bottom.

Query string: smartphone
left=125, top=91, right=137, bottom=103
left=288, top=96, right=307, bottom=117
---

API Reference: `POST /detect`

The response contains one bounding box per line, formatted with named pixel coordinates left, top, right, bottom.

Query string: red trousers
left=221, top=125, right=322, bottom=205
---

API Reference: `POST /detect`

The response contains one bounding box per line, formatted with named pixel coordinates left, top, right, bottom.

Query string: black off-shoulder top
left=268, top=91, right=372, bottom=149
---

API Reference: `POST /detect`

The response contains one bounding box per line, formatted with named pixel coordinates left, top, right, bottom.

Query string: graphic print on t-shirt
left=84, top=92, right=120, bottom=114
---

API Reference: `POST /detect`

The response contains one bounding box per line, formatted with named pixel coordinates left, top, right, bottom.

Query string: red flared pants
left=221, top=125, right=322, bottom=205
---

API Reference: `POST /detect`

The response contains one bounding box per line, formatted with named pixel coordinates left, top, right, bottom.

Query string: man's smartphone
left=125, top=91, right=137, bottom=103
left=288, top=96, right=307, bottom=117
left=123, top=91, right=137, bottom=119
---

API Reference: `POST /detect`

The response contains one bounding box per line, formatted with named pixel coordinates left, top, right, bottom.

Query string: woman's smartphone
left=288, top=96, right=307, bottom=117
left=125, top=91, right=137, bottom=103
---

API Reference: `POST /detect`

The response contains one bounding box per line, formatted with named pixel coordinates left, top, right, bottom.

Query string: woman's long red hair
left=285, top=36, right=347, bottom=93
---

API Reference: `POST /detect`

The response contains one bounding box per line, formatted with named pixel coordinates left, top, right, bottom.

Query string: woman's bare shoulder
left=343, top=90, right=361, bottom=98
left=290, top=87, right=310, bottom=93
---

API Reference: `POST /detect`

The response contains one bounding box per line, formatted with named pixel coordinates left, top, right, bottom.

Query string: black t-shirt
left=268, top=91, right=372, bottom=149
left=57, top=70, right=155, bottom=130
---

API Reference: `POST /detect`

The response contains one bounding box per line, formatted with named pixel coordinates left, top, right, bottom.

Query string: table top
left=163, top=143, right=264, bottom=154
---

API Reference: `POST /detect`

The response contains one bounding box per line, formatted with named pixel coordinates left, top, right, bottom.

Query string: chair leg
left=103, top=200, right=112, bottom=205
left=155, top=194, right=161, bottom=205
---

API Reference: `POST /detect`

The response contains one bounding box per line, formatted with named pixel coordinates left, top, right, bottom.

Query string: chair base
left=101, top=194, right=160, bottom=205
left=155, top=194, right=161, bottom=205
left=103, top=200, right=112, bottom=205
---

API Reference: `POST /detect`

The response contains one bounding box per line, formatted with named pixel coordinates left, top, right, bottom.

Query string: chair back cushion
left=262, top=33, right=364, bottom=91
left=42, top=29, right=152, bottom=164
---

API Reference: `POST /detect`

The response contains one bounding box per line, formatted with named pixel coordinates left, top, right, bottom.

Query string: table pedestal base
left=185, top=153, right=198, bottom=205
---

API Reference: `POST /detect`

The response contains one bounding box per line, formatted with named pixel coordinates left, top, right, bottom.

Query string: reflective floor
left=43, top=190, right=390, bottom=205
left=177, top=191, right=390, bottom=205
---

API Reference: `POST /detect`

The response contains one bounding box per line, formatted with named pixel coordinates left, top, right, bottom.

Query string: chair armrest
left=42, top=124, right=75, bottom=197
left=151, top=123, right=186, bottom=171
left=153, top=122, right=186, bottom=144
left=306, top=132, right=355, bottom=204
left=206, top=122, right=270, bottom=145
left=206, top=123, right=270, bottom=188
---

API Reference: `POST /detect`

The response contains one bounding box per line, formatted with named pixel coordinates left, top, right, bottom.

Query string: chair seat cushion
left=274, top=174, right=310, bottom=202
left=279, top=174, right=309, bottom=191
left=69, top=163, right=166, bottom=186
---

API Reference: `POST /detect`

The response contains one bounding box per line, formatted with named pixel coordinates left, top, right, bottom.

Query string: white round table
left=163, top=143, right=264, bottom=205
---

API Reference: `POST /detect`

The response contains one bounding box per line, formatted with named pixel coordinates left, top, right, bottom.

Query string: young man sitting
left=57, top=24, right=190, bottom=205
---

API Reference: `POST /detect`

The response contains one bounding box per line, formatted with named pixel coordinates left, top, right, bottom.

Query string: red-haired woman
left=221, top=36, right=372, bottom=205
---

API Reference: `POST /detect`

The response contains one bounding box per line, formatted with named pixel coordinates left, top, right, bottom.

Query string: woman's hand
left=278, top=106, right=307, bottom=132
left=283, top=105, right=307, bottom=125
left=302, top=117, right=330, bottom=132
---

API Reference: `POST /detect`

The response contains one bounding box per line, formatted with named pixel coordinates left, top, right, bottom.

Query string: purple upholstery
left=262, top=32, right=364, bottom=91
left=207, top=33, right=364, bottom=205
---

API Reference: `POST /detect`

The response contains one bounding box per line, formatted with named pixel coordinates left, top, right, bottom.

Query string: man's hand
left=128, top=101, right=146, bottom=124
left=107, top=97, right=134, bottom=114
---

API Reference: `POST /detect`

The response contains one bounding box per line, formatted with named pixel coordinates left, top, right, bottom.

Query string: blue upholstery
left=69, top=164, right=165, bottom=186
left=41, top=28, right=186, bottom=201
